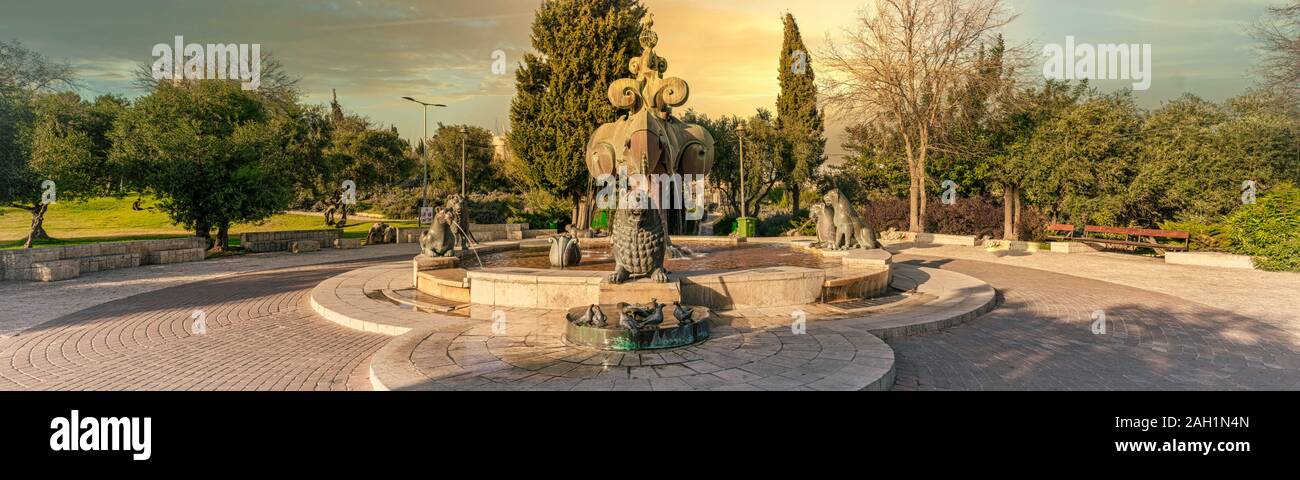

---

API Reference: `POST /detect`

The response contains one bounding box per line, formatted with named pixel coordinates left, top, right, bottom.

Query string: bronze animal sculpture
left=824, top=190, right=878, bottom=250
left=589, top=305, right=608, bottom=327
left=419, top=209, right=456, bottom=257
left=812, top=202, right=837, bottom=248
left=671, top=301, right=694, bottom=325
left=444, top=194, right=475, bottom=252
left=366, top=222, right=389, bottom=245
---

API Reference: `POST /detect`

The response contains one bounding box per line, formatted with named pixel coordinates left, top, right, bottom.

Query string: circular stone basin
left=564, top=304, right=711, bottom=351
left=475, top=243, right=836, bottom=272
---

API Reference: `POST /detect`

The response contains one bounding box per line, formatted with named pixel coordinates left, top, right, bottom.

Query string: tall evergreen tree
left=507, top=0, right=646, bottom=228
left=775, top=13, right=825, bottom=213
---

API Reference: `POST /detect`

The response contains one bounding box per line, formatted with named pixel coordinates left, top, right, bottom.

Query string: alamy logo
left=1043, top=36, right=1152, bottom=91
left=593, top=169, right=707, bottom=220
left=151, top=36, right=261, bottom=90
left=49, top=410, right=151, bottom=461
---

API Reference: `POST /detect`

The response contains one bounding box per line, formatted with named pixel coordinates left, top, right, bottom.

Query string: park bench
left=1044, top=224, right=1076, bottom=241
left=1080, top=225, right=1189, bottom=252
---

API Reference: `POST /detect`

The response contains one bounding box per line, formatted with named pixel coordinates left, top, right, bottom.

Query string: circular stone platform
left=402, top=305, right=895, bottom=391
left=309, top=257, right=997, bottom=391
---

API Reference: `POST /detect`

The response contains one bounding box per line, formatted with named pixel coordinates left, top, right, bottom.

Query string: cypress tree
left=507, top=0, right=646, bottom=227
left=775, top=13, right=826, bottom=213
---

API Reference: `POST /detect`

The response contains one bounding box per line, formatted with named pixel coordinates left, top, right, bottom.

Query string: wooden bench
left=1045, top=224, right=1076, bottom=241
left=1080, top=225, right=1190, bottom=252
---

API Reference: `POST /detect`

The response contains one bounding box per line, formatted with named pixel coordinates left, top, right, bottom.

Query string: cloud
left=0, top=0, right=1278, bottom=159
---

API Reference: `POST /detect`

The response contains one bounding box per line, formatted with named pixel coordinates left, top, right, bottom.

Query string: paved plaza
left=0, top=241, right=1297, bottom=391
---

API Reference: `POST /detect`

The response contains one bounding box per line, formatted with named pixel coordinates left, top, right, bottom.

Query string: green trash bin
left=590, top=210, right=610, bottom=230
left=734, top=216, right=757, bottom=238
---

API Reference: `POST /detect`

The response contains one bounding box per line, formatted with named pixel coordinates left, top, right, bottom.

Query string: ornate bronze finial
left=639, top=14, right=659, bottom=51
left=607, top=13, right=687, bottom=114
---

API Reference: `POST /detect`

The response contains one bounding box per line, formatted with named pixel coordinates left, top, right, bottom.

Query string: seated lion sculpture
left=821, top=189, right=878, bottom=250
left=419, top=209, right=456, bottom=257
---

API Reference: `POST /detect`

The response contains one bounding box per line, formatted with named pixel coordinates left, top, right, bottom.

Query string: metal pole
left=421, top=105, right=428, bottom=225
left=460, top=127, right=467, bottom=197
left=739, top=132, right=746, bottom=218
left=402, top=97, right=446, bottom=225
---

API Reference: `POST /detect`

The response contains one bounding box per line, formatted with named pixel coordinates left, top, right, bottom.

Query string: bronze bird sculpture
left=574, top=304, right=595, bottom=326
left=590, top=305, right=608, bottom=327
left=672, top=301, right=695, bottom=324
left=640, top=299, right=665, bottom=329
left=617, top=302, right=640, bottom=331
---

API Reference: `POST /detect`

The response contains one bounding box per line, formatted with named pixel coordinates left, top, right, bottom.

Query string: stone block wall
left=239, top=229, right=342, bottom=253
left=470, top=223, right=526, bottom=241
left=0, top=237, right=208, bottom=282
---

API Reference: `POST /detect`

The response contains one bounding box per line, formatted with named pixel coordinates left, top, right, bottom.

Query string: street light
left=735, top=121, right=753, bottom=238
left=401, top=96, right=446, bottom=224
left=736, top=121, right=747, bottom=218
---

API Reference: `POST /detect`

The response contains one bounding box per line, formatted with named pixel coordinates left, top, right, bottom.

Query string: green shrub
left=758, top=212, right=809, bottom=236
left=1226, top=183, right=1300, bottom=271
left=371, top=186, right=423, bottom=219
left=1160, top=220, right=1232, bottom=252
left=713, top=215, right=736, bottom=237
left=505, top=190, right=570, bottom=229
left=469, top=191, right=519, bottom=224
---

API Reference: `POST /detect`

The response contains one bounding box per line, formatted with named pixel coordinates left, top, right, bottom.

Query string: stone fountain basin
left=463, top=248, right=892, bottom=310
left=563, top=304, right=712, bottom=351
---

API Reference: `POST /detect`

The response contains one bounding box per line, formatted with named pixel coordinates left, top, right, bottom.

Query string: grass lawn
left=0, top=196, right=417, bottom=250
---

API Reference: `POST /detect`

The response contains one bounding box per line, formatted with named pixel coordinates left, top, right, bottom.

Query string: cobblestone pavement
left=884, top=242, right=1300, bottom=329
left=889, top=255, right=1300, bottom=390
left=0, top=260, right=396, bottom=391
left=0, top=243, right=421, bottom=336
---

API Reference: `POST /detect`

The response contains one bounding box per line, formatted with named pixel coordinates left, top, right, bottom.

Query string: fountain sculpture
left=583, top=14, right=715, bottom=284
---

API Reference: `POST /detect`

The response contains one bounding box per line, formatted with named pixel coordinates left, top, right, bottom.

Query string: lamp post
left=401, top=97, right=446, bottom=224
left=737, top=122, right=746, bottom=218
left=735, top=121, right=754, bottom=238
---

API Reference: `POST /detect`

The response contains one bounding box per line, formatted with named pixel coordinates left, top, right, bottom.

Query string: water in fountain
left=667, top=243, right=698, bottom=259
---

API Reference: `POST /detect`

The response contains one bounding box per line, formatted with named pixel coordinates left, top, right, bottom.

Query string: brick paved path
left=0, top=260, right=394, bottom=391
left=3, top=251, right=1296, bottom=391
left=890, top=255, right=1300, bottom=390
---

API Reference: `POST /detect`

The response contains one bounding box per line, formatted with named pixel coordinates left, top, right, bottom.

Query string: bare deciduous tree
left=818, top=0, right=1016, bottom=232
left=1253, top=1, right=1300, bottom=102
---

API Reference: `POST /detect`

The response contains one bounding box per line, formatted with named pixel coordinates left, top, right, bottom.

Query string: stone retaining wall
left=0, top=237, right=208, bottom=282
left=395, top=223, right=535, bottom=243
left=239, top=229, right=342, bottom=253
left=471, top=223, right=527, bottom=241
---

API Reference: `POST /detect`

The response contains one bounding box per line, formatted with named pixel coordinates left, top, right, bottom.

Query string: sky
left=0, top=0, right=1284, bottom=162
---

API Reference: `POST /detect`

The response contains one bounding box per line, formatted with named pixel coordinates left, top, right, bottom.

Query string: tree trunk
left=1002, top=185, right=1016, bottom=240
left=1013, top=191, right=1022, bottom=240
left=918, top=165, right=928, bottom=233
left=908, top=171, right=921, bottom=233
left=213, top=222, right=231, bottom=252
left=195, top=221, right=213, bottom=250
left=790, top=184, right=801, bottom=214
left=23, top=203, right=50, bottom=249
left=570, top=193, right=582, bottom=232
